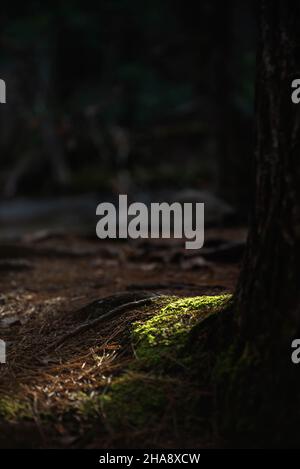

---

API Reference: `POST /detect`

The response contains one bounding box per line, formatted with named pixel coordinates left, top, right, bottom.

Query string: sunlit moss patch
left=132, top=295, right=231, bottom=367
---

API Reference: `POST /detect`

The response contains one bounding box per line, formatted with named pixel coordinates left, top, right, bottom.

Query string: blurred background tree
left=0, top=0, right=256, bottom=218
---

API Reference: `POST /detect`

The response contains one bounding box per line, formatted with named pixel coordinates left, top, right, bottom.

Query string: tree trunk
left=235, top=0, right=300, bottom=340
left=214, top=0, right=300, bottom=446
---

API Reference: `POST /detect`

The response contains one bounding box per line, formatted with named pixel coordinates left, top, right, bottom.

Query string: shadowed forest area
left=0, top=1, right=299, bottom=450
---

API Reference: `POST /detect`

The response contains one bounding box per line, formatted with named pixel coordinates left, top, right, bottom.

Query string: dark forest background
left=0, top=1, right=256, bottom=223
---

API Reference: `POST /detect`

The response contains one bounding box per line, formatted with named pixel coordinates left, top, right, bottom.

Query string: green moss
left=134, top=295, right=231, bottom=347
left=72, top=296, right=231, bottom=430
left=73, top=372, right=210, bottom=435
left=132, top=295, right=231, bottom=368
left=0, top=295, right=232, bottom=443
left=102, top=374, right=166, bottom=427
left=0, top=396, right=32, bottom=422
left=73, top=373, right=166, bottom=428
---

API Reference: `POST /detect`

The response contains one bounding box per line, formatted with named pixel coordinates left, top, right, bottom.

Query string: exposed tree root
left=47, top=295, right=160, bottom=352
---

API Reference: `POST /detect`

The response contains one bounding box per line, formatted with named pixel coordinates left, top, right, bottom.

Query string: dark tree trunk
left=213, top=1, right=300, bottom=446
left=235, top=0, right=300, bottom=340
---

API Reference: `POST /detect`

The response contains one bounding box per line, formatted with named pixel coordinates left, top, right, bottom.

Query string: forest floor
left=0, top=227, right=245, bottom=448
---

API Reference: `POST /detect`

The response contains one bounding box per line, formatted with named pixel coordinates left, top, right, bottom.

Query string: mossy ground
left=0, top=294, right=232, bottom=447
left=0, top=396, right=32, bottom=421
left=132, top=294, right=230, bottom=367
left=71, top=295, right=231, bottom=437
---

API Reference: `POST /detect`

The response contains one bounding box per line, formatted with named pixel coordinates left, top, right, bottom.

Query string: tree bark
left=211, top=1, right=300, bottom=446
left=235, top=0, right=300, bottom=341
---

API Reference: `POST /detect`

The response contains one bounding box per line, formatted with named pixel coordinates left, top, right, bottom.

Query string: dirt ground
left=0, top=227, right=244, bottom=448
